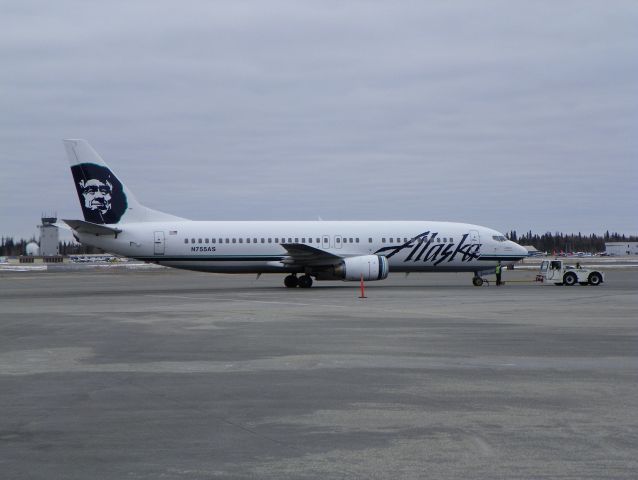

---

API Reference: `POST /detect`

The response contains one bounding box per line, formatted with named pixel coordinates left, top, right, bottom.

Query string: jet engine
left=335, top=255, right=389, bottom=281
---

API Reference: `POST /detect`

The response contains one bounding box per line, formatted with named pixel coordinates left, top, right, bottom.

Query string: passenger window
left=288, top=238, right=292, bottom=243
left=184, top=239, right=188, bottom=244
left=443, top=238, right=447, bottom=243
left=205, top=238, right=209, bottom=243
left=368, top=238, right=373, bottom=243
left=212, top=239, right=216, bottom=243
left=436, top=238, right=440, bottom=243
left=261, top=238, right=265, bottom=243
left=336, top=237, right=341, bottom=243
left=240, top=238, right=244, bottom=243
left=246, top=238, right=250, bottom=243
left=268, top=238, right=272, bottom=243
left=301, top=238, right=306, bottom=243
left=308, top=238, right=312, bottom=243
left=389, top=238, right=393, bottom=243
left=191, top=238, right=195, bottom=244
left=356, top=238, right=359, bottom=243
left=232, top=238, right=237, bottom=243
left=275, top=238, right=279, bottom=243
left=382, top=238, right=386, bottom=243
left=225, top=238, right=229, bottom=243
left=316, top=238, right=320, bottom=243
left=253, top=238, right=257, bottom=243
left=349, top=238, right=353, bottom=243
left=450, top=237, right=453, bottom=243
left=198, top=238, right=202, bottom=244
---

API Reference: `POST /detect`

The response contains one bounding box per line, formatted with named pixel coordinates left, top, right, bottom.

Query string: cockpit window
left=492, top=235, right=507, bottom=242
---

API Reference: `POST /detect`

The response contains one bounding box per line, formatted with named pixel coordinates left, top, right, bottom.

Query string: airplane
left=62, top=139, right=528, bottom=288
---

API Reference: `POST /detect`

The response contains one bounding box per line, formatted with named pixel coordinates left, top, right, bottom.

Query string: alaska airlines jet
left=63, top=139, right=528, bottom=288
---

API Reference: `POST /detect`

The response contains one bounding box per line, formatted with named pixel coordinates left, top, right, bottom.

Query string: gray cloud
left=1, top=0, right=636, bottom=239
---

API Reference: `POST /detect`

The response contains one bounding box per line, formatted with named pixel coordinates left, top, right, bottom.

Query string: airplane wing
left=280, top=243, right=343, bottom=266
left=62, top=219, right=122, bottom=236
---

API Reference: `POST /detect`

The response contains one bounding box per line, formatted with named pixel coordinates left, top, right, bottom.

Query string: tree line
left=0, top=237, right=101, bottom=256
left=506, top=231, right=637, bottom=254
left=2, top=231, right=636, bottom=256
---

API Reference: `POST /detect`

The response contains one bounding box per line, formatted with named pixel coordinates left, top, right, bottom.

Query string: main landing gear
left=284, top=274, right=313, bottom=288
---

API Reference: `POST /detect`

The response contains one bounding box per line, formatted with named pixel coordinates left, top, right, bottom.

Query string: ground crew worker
left=495, top=261, right=503, bottom=286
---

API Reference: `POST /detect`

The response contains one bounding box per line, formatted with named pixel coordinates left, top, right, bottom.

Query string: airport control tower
left=38, top=214, right=59, bottom=256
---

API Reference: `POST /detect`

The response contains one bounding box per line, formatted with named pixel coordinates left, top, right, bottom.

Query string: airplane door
left=469, top=230, right=480, bottom=244
left=322, top=235, right=330, bottom=249
left=154, top=231, right=165, bottom=255
left=334, top=235, right=342, bottom=249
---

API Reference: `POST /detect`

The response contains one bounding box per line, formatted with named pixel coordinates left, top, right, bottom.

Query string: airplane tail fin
left=64, top=139, right=185, bottom=225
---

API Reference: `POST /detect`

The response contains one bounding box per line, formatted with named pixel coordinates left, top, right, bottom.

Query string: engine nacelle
left=335, top=255, right=389, bottom=281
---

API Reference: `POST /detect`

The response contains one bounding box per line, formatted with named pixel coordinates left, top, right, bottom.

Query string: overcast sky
left=1, top=0, right=636, bottom=240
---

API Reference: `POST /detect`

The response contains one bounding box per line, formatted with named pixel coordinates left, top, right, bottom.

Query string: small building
left=605, top=242, right=638, bottom=256
left=38, top=215, right=59, bottom=256
left=25, top=242, right=40, bottom=256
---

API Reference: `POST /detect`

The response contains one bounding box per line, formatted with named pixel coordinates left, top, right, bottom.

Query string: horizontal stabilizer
left=62, top=219, right=122, bottom=236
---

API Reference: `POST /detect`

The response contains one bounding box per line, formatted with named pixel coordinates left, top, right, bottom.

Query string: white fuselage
left=77, top=220, right=527, bottom=275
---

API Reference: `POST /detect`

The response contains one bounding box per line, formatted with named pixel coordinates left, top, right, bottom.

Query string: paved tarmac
left=1, top=268, right=637, bottom=479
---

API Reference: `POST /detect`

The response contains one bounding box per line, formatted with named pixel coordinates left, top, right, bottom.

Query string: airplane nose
left=514, top=242, right=528, bottom=258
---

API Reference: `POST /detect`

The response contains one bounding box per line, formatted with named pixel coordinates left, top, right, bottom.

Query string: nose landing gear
left=472, top=273, right=484, bottom=287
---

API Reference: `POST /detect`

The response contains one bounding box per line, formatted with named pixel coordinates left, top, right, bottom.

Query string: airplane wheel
left=298, top=275, right=313, bottom=288
left=284, top=275, right=299, bottom=288
left=588, top=272, right=602, bottom=286
left=472, top=276, right=483, bottom=287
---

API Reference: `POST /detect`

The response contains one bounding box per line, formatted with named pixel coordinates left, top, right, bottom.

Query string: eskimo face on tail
left=71, top=163, right=127, bottom=224
left=79, top=178, right=112, bottom=213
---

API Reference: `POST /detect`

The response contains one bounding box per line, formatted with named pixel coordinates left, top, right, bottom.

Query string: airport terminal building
left=605, top=242, right=638, bottom=256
